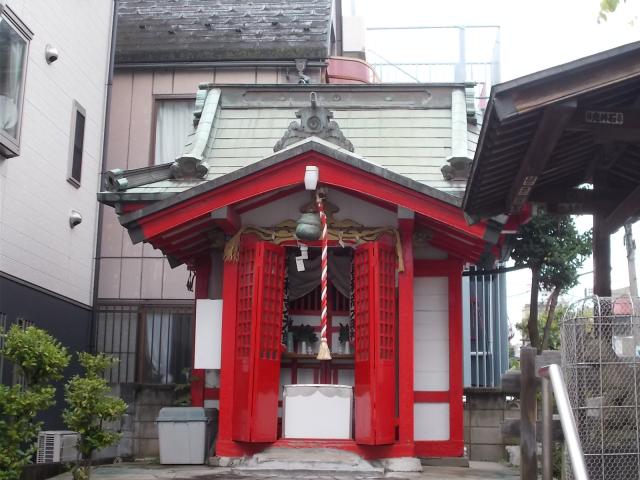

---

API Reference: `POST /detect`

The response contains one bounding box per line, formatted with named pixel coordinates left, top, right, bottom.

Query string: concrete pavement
left=50, top=461, right=519, bottom=480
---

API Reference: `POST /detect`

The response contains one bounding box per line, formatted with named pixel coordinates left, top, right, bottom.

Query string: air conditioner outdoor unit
left=36, top=431, right=79, bottom=464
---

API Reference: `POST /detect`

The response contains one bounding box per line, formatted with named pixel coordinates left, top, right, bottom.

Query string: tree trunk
left=541, top=287, right=560, bottom=351
left=528, top=266, right=541, bottom=351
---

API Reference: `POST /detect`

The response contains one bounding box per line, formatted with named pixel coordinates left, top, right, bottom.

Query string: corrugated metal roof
left=205, top=107, right=464, bottom=193
left=115, top=0, right=332, bottom=64
left=98, top=84, right=491, bottom=248
left=102, top=84, right=479, bottom=202
left=101, top=136, right=464, bottom=209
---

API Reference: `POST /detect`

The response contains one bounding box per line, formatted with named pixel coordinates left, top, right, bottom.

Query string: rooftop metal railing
left=538, top=363, right=589, bottom=480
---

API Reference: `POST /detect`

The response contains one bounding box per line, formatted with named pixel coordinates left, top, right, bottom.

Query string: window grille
left=94, top=303, right=193, bottom=385
left=466, top=266, right=509, bottom=388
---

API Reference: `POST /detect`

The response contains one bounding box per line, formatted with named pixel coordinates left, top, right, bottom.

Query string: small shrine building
left=98, top=84, right=515, bottom=458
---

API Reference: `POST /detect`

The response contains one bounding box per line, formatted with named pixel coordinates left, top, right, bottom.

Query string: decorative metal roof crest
left=273, top=92, right=354, bottom=152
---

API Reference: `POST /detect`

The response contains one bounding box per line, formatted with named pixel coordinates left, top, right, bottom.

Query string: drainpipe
left=90, top=0, right=118, bottom=351
left=335, top=0, right=344, bottom=56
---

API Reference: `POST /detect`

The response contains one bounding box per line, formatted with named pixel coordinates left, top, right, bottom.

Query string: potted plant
left=339, top=323, right=351, bottom=354
left=292, top=324, right=318, bottom=354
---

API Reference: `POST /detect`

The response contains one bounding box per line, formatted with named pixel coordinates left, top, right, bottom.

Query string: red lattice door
left=354, top=241, right=397, bottom=445
left=232, top=240, right=285, bottom=442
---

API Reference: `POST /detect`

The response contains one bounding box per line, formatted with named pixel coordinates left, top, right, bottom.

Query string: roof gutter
left=115, top=59, right=328, bottom=70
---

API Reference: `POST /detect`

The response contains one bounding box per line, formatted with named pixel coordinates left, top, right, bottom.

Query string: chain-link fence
left=562, top=296, right=640, bottom=480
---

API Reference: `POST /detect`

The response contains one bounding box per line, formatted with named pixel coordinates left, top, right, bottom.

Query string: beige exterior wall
left=0, top=0, right=113, bottom=305
left=99, top=67, right=324, bottom=300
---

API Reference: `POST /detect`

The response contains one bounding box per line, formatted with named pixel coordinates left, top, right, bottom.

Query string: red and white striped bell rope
left=316, top=193, right=332, bottom=361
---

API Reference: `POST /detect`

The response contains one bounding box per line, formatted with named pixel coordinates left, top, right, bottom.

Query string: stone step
left=233, top=447, right=384, bottom=473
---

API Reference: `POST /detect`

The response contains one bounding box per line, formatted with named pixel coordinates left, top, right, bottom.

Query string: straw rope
left=222, top=220, right=404, bottom=272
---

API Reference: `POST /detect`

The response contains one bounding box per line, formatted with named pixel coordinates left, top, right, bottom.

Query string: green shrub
left=0, top=325, right=70, bottom=480
left=63, top=353, right=127, bottom=480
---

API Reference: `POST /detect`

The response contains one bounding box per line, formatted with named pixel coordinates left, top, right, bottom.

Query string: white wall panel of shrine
left=413, top=276, right=450, bottom=391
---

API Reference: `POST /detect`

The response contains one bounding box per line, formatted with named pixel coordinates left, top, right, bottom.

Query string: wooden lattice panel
left=377, top=246, right=396, bottom=361
left=354, top=242, right=397, bottom=445
left=233, top=242, right=257, bottom=441
left=251, top=242, right=285, bottom=442
left=354, top=246, right=371, bottom=362
left=233, top=241, right=286, bottom=443
left=258, top=246, right=285, bottom=361
left=236, top=245, right=256, bottom=359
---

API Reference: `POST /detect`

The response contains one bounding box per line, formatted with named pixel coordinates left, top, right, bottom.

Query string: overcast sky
left=350, top=0, right=640, bottom=337
left=353, top=0, right=639, bottom=79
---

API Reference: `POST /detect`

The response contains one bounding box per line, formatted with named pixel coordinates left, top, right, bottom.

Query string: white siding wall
left=413, top=276, right=450, bottom=441
left=0, top=0, right=113, bottom=305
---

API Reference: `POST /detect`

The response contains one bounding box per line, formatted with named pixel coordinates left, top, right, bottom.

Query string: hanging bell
left=295, top=212, right=321, bottom=240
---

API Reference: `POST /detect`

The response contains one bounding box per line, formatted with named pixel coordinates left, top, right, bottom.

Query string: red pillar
left=398, top=218, right=415, bottom=446
left=214, top=259, right=241, bottom=456
left=190, top=257, right=211, bottom=407
left=448, top=262, right=464, bottom=456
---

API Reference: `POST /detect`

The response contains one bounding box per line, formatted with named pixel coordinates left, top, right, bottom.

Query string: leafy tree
left=0, top=325, right=70, bottom=480
left=510, top=214, right=592, bottom=352
left=517, top=302, right=569, bottom=351
left=63, top=353, right=127, bottom=480
left=598, top=0, right=639, bottom=22
left=599, top=0, right=623, bottom=21
left=507, top=324, right=520, bottom=369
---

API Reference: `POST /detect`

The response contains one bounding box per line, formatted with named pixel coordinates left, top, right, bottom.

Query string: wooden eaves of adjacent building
left=464, top=40, right=640, bottom=297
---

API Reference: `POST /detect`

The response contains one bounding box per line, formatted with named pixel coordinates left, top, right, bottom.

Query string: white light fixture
left=69, top=210, right=82, bottom=228
left=304, top=165, right=319, bottom=190
left=45, top=44, right=59, bottom=64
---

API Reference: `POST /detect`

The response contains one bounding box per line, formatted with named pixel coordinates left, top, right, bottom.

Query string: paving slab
left=421, top=461, right=519, bottom=480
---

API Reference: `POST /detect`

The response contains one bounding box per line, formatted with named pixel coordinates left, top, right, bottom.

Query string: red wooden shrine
left=109, top=147, right=507, bottom=460
left=232, top=240, right=285, bottom=442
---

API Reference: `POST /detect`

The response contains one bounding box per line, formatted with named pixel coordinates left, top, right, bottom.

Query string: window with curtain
left=94, top=303, right=193, bottom=385
left=0, top=8, right=31, bottom=158
left=154, top=99, right=195, bottom=165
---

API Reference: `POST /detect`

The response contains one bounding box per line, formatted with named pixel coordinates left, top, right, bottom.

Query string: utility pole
left=624, top=221, right=638, bottom=297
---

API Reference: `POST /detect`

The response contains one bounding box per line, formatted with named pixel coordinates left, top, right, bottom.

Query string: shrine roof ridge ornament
left=274, top=92, right=354, bottom=153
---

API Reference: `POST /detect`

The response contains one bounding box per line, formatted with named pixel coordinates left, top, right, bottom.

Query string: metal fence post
left=541, top=375, right=553, bottom=480
left=520, top=346, right=538, bottom=480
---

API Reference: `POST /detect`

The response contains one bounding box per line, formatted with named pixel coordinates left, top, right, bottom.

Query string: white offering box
left=282, top=384, right=353, bottom=439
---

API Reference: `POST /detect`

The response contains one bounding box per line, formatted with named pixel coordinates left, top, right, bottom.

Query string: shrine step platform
left=230, top=447, right=386, bottom=474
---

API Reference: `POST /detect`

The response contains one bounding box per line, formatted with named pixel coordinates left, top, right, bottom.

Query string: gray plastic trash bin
left=156, top=407, right=216, bottom=464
